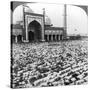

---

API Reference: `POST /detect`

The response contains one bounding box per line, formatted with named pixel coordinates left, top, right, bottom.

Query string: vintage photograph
left=11, top=1, right=88, bottom=88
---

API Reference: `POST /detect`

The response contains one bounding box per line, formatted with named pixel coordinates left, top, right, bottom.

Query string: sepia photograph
left=11, top=1, right=88, bottom=88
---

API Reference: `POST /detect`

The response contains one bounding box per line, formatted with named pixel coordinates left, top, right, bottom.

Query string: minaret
left=22, top=5, right=25, bottom=41
left=43, top=8, right=45, bottom=26
left=22, top=4, right=28, bottom=42
left=23, top=5, right=25, bottom=29
left=63, top=4, right=67, bottom=39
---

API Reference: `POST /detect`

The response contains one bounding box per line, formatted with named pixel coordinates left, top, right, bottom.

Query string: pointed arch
left=28, top=20, right=42, bottom=42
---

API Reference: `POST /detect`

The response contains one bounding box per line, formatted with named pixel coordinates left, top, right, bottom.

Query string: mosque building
left=11, top=5, right=67, bottom=43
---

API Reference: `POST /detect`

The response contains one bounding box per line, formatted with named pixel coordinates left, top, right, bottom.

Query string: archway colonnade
left=45, top=34, right=63, bottom=41
left=11, top=34, right=63, bottom=43
left=11, top=35, right=23, bottom=43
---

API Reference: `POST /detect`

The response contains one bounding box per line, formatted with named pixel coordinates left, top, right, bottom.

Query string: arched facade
left=28, top=20, right=42, bottom=42
left=12, top=2, right=88, bottom=43
left=22, top=13, right=45, bottom=42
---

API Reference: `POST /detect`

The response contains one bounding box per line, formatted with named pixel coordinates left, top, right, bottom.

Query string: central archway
left=28, top=20, right=42, bottom=42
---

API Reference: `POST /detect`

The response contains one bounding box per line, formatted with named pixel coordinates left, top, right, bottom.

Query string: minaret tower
left=43, top=8, right=45, bottom=26
left=63, top=4, right=67, bottom=39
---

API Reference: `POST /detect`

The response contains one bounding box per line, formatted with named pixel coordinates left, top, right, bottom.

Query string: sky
left=13, top=2, right=88, bottom=35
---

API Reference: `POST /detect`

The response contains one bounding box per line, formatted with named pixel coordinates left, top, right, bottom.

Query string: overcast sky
left=13, top=3, right=88, bottom=35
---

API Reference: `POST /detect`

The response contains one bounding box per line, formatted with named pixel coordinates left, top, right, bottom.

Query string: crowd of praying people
left=11, top=39, right=88, bottom=88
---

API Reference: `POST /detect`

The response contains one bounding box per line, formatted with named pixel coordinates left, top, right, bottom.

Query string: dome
left=25, top=7, right=34, bottom=13
left=45, top=15, right=52, bottom=25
